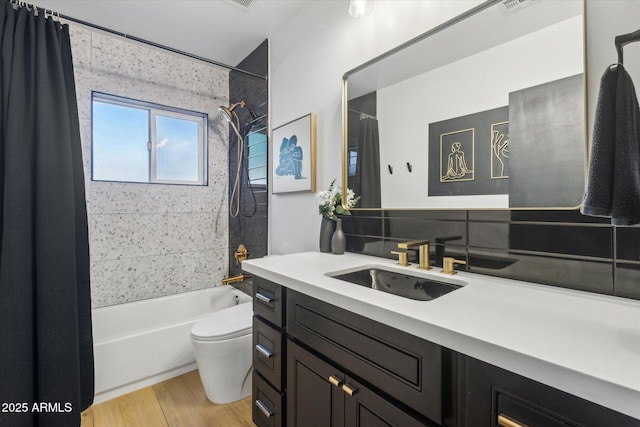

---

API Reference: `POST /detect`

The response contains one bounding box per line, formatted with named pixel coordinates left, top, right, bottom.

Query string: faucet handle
left=397, top=239, right=429, bottom=249
left=441, top=257, right=466, bottom=275
left=390, top=250, right=410, bottom=267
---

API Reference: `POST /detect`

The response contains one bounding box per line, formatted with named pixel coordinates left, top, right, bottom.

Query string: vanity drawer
left=253, top=371, right=284, bottom=427
left=286, top=290, right=443, bottom=424
left=254, top=316, right=285, bottom=390
left=253, top=276, right=285, bottom=328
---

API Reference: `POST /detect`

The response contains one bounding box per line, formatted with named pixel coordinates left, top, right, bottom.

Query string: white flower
left=318, top=179, right=360, bottom=220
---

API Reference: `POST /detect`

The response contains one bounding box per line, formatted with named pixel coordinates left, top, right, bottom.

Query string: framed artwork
left=272, top=113, right=316, bottom=194
left=428, top=106, right=509, bottom=197
left=491, top=121, right=509, bottom=179
left=440, top=128, right=475, bottom=183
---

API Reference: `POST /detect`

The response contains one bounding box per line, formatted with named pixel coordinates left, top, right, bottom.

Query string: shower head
left=218, top=100, right=246, bottom=123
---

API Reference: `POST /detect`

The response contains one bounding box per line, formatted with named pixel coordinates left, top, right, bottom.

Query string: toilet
left=190, top=301, right=253, bottom=404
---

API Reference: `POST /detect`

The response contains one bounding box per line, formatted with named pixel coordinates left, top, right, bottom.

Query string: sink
left=328, top=267, right=464, bottom=301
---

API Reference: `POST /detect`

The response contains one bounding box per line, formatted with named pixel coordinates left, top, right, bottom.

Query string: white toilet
left=191, top=301, right=253, bottom=404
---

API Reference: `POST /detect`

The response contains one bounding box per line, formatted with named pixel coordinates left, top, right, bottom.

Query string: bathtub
left=91, top=286, right=252, bottom=404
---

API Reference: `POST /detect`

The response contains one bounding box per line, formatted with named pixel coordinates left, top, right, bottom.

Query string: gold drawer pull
left=498, top=414, right=528, bottom=427
left=342, top=383, right=357, bottom=396
left=328, top=375, right=342, bottom=387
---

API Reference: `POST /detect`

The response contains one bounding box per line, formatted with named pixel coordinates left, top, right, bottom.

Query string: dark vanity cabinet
left=251, top=274, right=639, bottom=427
left=286, top=290, right=455, bottom=427
left=253, top=277, right=287, bottom=427
left=461, top=357, right=639, bottom=427
left=287, top=339, right=434, bottom=427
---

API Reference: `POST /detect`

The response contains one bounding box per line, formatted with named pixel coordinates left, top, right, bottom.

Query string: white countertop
left=242, top=251, right=640, bottom=419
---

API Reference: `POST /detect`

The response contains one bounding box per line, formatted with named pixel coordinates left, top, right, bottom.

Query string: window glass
left=348, top=148, right=358, bottom=177
left=155, top=115, right=200, bottom=182
left=247, top=132, right=267, bottom=186
left=92, top=93, right=207, bottom=185
left=92, top=101, right=149, bottom=183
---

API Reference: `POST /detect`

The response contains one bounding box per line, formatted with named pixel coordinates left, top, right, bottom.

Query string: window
left=348, top=148, right=358, bottom=177
left=92, top=92, right=207, bottom=185
left=247, top=131, right=267, bottom=187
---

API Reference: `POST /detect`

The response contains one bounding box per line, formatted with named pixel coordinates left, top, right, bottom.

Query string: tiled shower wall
left=69, top=25, right=231, bottom=307
left=343, top=209, right=640, bottom=300
left=228, top=41, right=269, bottom=286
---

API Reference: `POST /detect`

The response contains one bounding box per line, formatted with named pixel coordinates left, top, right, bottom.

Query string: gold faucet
left=441, top=257, right=466, bottom=275
left=390, top=250, right=410, bottom=267
left=398, top=240, right=431, bottom=270
left=222, top=273, right=250, bottom=285
left=234, top=244, right=248, bottom=264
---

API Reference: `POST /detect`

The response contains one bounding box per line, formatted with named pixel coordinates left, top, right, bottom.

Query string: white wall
left=269, top=0, right=482, bottom=255
left=585, top=0, right=640, bottom=136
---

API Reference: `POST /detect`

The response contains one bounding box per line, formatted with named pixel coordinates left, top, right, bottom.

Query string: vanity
left=244, top=252, right=640, bottom=427
left=246, top=0, right=640, bottom=424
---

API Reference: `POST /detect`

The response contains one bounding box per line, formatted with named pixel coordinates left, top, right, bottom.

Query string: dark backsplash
left=342, top=209, right=640, bottom=300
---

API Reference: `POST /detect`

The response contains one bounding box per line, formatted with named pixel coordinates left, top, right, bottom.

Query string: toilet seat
left=191, top=302, right=253, bottom=342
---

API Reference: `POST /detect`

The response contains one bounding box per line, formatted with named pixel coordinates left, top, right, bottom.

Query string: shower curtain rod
left=348, top=108, right=376, bottom=120
left=8, top=0, right=267, bottom=81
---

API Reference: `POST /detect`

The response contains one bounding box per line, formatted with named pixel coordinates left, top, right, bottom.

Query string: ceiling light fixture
left=349, top=0, right=374, bottom=18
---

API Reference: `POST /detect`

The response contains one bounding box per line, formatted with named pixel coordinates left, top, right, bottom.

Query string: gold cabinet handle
left=328, top=375, right=342, bottom=387
left=342, top=383, right=357, bottom=396
left=497, top=414, right=528, bottom=427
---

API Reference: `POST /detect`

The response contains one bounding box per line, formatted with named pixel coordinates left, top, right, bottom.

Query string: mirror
left=342, top=0, right=586, bottom=210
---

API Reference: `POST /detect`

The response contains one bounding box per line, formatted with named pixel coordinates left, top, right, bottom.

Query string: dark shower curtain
left=0, top=2, right=94, bottom=426
left=355, top=117, right=381, bottom=208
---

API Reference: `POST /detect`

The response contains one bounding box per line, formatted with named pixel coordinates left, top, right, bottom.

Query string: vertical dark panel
left=229, top=40, right=269, bottom=277
left=508, top=74, right=585, bottom=208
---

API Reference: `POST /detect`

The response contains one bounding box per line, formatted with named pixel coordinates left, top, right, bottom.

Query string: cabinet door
left=463, top=356, right=640, bottom=427
left=287, top=290, right=443, bottom=423
left=287, top=339, right=345, bottom=427
left=343, top=376, right=436, bottom=427
left=288, top=339, right=433, bottom=427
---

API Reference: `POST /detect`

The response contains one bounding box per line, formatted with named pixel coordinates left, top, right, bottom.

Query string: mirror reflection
left=344, top=0, right=586, bottom=210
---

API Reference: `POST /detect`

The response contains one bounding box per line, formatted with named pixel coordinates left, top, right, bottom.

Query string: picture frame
left=272, top=113, right=316, bottom=194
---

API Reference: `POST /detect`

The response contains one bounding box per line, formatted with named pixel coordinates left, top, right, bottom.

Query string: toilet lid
left=191, top=302, right=253, bottom=341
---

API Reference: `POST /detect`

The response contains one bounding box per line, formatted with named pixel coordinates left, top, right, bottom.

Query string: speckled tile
left=73, top=67, right=93, bottom=122
left=192, top=62, right=229, bottom=99
left=90, top=253, right=194, bottom=307
left=191, top=249, right=228, bottom=289
left=69, top=25, right=92, bottom=70
left=89, top=213, right=165, bottom=261
left=191, top=212, right=228, bottom=251
left=71, top=22, right=231, bottom=307
left=78, top=118, right=92, bottom=184
left=189, top=180, right=228, bottom=213
left=89, top=182, right=192, bottom=215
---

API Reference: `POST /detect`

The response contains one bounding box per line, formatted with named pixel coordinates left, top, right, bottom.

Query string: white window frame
left=92, top=92, right=208, bottom=186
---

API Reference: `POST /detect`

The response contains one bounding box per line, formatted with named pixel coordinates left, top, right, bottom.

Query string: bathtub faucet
left=234, top=244, right=248, bottom=264
left=222, top=273, right=249, bottom=285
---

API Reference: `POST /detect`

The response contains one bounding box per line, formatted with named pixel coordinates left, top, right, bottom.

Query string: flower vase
left=319, top=217, right=335, bottom=253
left=331, top=218, right=346, bottom=255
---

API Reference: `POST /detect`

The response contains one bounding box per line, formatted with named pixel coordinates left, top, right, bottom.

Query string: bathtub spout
left=222, top=273, right=249, bottom=285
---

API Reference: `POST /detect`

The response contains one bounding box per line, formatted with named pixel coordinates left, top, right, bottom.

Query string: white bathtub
left=91, top=286, right=252, bottom=404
